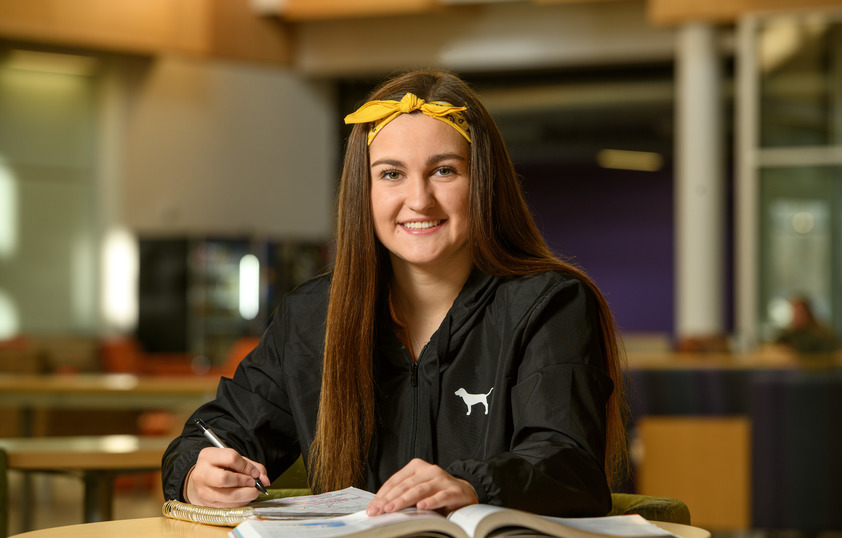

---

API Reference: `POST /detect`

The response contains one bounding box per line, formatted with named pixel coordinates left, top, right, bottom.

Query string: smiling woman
left=163, top=69, right=629, bottom=521
left=368, top=113, right=472, bottom=278
left=366, top=112, right=473, bottom=365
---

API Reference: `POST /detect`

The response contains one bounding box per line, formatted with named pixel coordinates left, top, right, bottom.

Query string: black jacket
left=162, top=268, right=614, bottom=516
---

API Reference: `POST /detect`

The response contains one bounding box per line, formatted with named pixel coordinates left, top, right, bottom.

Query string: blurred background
left=1, top=0, right=841, bottom=536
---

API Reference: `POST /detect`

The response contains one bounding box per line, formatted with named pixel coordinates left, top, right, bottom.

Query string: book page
left=230, top=509, right=464, bottom=538
left=449, top=505, right=676, bottom=538
left=251, top=487, right=376, bottom=519
left=543, top=515, right=675, bottom=537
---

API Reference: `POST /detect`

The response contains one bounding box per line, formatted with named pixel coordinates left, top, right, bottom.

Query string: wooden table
left=0, top=374, right=219, bottom=413
left=0, top=373, right=219, bottom=534
left=6, top=517, right=710, bottom=538
left=0, top=373, right=219, bottom=440
left=8, top=517, right=230, bottom=538
left=0, top=436, right=172, bottom=525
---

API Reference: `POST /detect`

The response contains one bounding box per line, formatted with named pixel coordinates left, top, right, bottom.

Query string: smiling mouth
left=401, top=220, right=443, bottom=230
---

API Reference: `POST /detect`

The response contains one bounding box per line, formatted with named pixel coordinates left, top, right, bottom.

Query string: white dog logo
left=454, top=387, right=493, bottom=415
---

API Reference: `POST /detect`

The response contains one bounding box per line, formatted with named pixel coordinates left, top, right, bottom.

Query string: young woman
left=162, top=68, right=627, bottom=517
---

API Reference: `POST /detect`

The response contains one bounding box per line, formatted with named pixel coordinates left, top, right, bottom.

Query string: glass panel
left=0, top=55, right=98, bottom=336
left=759, top=166, right=839, bottom=343
left=758, top=15, right=842, bottom=147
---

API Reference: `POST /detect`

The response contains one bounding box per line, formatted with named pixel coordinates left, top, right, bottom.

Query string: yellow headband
left=344, top=93, right=471, bottom=145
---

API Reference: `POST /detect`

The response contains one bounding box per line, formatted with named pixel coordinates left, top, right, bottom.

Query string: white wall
left=294, top=0, right=675, bottom=76
left=120, top=56, right=337, bottom=240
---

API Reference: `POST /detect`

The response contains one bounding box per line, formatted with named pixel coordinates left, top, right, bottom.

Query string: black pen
left=194, top=418, right=269, bottom=495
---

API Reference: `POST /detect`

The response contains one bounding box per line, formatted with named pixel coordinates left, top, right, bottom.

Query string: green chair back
left=610, top=493, right=691, bottom=524
left=1, top=448, right=9, bottom=538
left=267, top=457, right=691, bottom=525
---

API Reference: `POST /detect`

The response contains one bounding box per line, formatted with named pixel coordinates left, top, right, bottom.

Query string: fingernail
left=384, top=503, right=395, bottom=513
left=367, top=505, right=381, bottom=516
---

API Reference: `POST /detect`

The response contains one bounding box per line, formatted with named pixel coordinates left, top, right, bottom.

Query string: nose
left=406, top=176, right=434, bottom=211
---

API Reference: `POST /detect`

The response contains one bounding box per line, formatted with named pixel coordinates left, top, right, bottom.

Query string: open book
left=163, top=487, right=677, bottom=538
left=163, top=488, right=374, bottom=526
left=228, top=498, right=677, bottom=538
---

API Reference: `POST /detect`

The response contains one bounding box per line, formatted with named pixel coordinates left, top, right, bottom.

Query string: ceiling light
left=5, top=50, right=99, bottom=76
left=597, top=149, right=663, bottom=172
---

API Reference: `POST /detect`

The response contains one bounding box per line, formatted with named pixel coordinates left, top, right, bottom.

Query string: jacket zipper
left=409, top=360, right=418, bottom=457
left=410, top=360, right=418, bottom=387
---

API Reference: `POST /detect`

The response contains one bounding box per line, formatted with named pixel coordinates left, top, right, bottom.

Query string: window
left=737, top=10, right=842, bottom=345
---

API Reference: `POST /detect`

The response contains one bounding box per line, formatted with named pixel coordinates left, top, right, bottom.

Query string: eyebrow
left=370, top=153, right=468, bottom=169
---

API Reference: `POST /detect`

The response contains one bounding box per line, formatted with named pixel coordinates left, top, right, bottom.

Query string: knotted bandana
left=344, top=93, right=471, bottom=145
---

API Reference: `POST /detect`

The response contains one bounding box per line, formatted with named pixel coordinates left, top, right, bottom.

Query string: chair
left=609, top=493, right=691, bottom=524
left=1, top=448, right=8, bottom=538
left=266, top=455, right=312, bottom=500
left=218, top=337, right=261, bottom=379
left=266, top=457, right=691, bottom=524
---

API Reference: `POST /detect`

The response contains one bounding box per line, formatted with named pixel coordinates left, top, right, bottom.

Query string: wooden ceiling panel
left=649, top=0, right=842, bottom=26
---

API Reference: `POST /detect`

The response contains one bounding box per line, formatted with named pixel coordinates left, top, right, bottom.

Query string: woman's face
left=368, top=112, right=471, bottom=272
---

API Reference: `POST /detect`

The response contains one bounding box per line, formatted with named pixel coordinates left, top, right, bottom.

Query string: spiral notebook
left=162, top=487, right=375, bottom=527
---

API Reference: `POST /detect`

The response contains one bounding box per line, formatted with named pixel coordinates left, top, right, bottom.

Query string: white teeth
left=402, top=220, right=441, bottom=230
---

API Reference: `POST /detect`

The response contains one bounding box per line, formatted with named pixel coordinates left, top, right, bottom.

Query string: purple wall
left=517, top=161, right=675, bottom=335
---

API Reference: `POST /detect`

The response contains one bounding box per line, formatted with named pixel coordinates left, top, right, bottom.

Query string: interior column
left=674, top=22, right=726, bottom=343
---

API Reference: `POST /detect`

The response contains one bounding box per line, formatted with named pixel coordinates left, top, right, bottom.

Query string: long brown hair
left=309, top=68, right=628, bottom=493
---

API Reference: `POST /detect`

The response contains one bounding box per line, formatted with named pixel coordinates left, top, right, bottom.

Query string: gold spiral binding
left=162, top=499, right=254, bottom=527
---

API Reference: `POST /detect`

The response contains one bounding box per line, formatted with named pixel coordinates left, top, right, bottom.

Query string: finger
left=185, top=467, right=258, bottom=507
left=190, top=448, right=266, bottom=506
left=217, top=449, right=260, bottom=476
left=242, top=456, right=270, bottom=486
left=202, top=447, right=265, bottom=484
left=197, top=484, right=261, bottom=507
left=415, top=478, right=478, bottom=514
left=369, top=460, right=441, bottom=515
left=377, top=471, right=478, bottom=515
left=205, top=462, right=264, bottom=489
left=367, top=459, right=430, bottom=515
left=377, top=458, right=426, bottom=494
left=191, top=465, right=263, bottom=507
left=385, top=479, right=438, bottom=513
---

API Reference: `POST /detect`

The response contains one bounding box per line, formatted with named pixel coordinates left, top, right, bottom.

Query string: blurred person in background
left=776, top=295, right=838, bottom=354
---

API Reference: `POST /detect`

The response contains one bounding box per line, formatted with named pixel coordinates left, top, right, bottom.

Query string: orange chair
left=99, top=338, right=197, bottom=376
left=218, top=337, right=261, bottom=378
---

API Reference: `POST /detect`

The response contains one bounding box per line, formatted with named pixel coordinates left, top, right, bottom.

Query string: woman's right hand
left=184, top=447, right=269, bottom=507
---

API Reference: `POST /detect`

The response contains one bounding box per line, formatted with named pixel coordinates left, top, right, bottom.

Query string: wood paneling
left=208, top=0, right=291, bottom=64
left=0, top=0, right=290, bottom=64
left=533, top=0, right=631, bottom=4
left=649, top=0, right=842, bottom=26
left=0, top=0, right=207, bottom=54
left=280, top=0, right=436, bottom=21
left=636, top=416, right=751, bottom=530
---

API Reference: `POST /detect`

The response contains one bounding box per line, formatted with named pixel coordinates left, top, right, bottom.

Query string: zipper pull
left=410, top=361, right=418, bottom=387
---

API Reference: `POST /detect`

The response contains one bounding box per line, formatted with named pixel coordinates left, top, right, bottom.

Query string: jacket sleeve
left=446, top=277, right=614, bottom=517
left=160, top=300, right=303, bottom=502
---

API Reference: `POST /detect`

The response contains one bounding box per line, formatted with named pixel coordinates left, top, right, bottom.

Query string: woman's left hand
left=366, top=458, right=478, bottom=516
